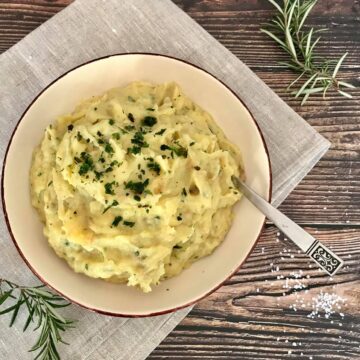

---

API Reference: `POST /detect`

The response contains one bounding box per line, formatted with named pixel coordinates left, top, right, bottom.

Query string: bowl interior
left=3, top=54, right=270, bottom=316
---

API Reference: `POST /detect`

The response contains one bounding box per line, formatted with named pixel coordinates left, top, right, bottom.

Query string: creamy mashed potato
left=30, top=82, right=244, bottom=292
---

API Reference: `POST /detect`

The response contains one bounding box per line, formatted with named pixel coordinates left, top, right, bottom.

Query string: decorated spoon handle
left=232, top=176, right=344, bottom=275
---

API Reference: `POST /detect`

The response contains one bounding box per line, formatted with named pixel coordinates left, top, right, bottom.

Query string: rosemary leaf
left=0, top=278, right=75, bottom=360
left=262, top=0, right=355, bottom=104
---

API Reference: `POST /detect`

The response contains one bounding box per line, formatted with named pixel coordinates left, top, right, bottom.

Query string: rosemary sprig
left=261, top=0, right=355, bottom=104
left=0, top=279, right=75, bottom=360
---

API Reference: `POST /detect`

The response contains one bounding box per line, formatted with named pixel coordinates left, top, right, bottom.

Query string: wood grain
left=1, top=0, right=360, bottom=359
left=149, top=226, right=360, bottom=360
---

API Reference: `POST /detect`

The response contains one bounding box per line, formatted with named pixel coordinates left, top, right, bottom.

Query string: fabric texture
left=0, top=0, right=329, bottom=358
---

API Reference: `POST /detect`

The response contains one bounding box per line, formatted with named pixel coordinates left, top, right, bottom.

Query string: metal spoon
left=232, top=176, right=344, bottom=275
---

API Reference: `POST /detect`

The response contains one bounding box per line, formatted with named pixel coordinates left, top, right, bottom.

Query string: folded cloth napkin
left=0, top=0, right=329, bottom=359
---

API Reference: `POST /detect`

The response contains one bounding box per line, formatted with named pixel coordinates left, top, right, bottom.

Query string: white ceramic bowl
left=2, top=54, right=271, bottom=317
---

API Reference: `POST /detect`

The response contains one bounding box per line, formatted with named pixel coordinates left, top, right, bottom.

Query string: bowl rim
left=1, top=52, right=272, bottom=318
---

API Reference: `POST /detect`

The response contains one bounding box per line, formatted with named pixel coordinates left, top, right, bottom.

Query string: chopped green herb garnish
left=112, top=132, right=121, bottom=140
left=146, top=108, right=155, bottom=111
left=74, top=157, right=82, bottom=164
left=134, top=250, right=140, bottom=256
left=124, top=221, right=135, bottom=227
left=174, top=245, right=182, bottom=249
left=155, top=128, right=166, bottom=136
left=131, top=131, right=149, bottom=148
left=85, top=264, right=89, bottom=270
left=133, top=195, right=141, bottom=202
left=124, top=125, right=136, bottom=132
left=110, top=160, right=119, bottom=167
left=104, top=181, right=116, bottom=195
left=194, top=166, right=201, bottom=171
left=94, top=171, right=103, bottom=180
left=76, top=132, right=83, bottom=141
left=177, top=216, right=182, bottom=221
left=142, top=116, right=157, bottom=127
left=160, top=144, right=188, bottom=158
left=189, top=141, right=195, bottom=146
left=127, top=113, right=135, bottom=122
left=109, top=119, right=115, bottom=125
left=125, top=178, right=149, bottom=194
left=144, top=189, right=153, bottom=195
left=128, top=145, right=141, bottom=155
left=67, top=124, right=74, bottom=131
left=102, top=199, right=119, bottom=214
left=37, top=172, right=42, bottom=177
left=97, top=131, right=103, bottom=137
left=112, top=216, right=123, bottom=227
left=78, top=153, right=94, bottom=175
left=98, top=138, right=105, bottom=145
left=105, top=167, right=113, bottom=173
left=147, top=161, right=161, bottom=175
left=104, top=143, right=114, bottom=154
left=128, top=96, right=136, bottom=102
left=182, top=188, right=187, bottom=196
left=48, top=181, right=53, bottom=187
left=99, top=157, right=105, bottom=163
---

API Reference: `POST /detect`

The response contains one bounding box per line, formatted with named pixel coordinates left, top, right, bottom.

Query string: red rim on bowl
left=1, top=53, right=272, bottom=317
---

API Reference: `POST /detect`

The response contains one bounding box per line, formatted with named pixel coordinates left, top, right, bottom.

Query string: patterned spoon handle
left=232, top=176, right=344, bottom=275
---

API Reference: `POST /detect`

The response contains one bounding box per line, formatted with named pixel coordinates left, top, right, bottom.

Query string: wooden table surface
left=1, top=0, right=359, bottom=359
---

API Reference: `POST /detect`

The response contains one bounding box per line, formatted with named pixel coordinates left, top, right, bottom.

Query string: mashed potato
left=30, top=82, right=244, bottom=292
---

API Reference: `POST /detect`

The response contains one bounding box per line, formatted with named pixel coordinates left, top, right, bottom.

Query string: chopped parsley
left=189, top=141, right=195, bottom=146
left=146, top=108, right=155, bottom=111
left=194, top=166, right=201, bottom=171
left=182, top=188, right=187, bottom=196
left=109, top=119, right=115, bottom=125
left=155, top=128, right=166, bottom=136
left=104, top=181, right=116, bottom=195
left=112, top=132, right=121, bottom=140
left=78, top=152, right=94, bottom=175
left=76, top=132, right=83, bottom=141
left=97, top=131, right=103, bottom=137
left=128, top=146, right=141, bottom=155
left=133, top=195, right=141, bottom=202
left=112, top=216, right=123, bottom=227
left=102, top=200, right=119, bottom=214
left=127, top=113, right=135, bottom=122
left=147, top=161, right=161, bottom=175
left=142, top=116, right=157, bottom=127
left=67, top=124, right=74, bottom=131
left=125, top=178, right=149, bottom=194
left=94, top=171, right=103, bottom=180
left=177, top=216, right=182, bottom=221
left=48, top=181, right=53, bottom=187
left=124, top=125, right=136, bottom=132
left=104, top=142, right=114, bottom=154
left=134, top=250, right=140, bottom=256
left=128, top=96, right=136, bottom=102
left=160, top=144, right=188, bottom=158
left=174, top=245, right=182, bottom=249
left=128, top=131, right=149, bottom=154
left=124, top=221, right=135, bottom=227
left=99, top=157, right=105, bottom=163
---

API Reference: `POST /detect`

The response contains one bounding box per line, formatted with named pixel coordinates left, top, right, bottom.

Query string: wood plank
left=149, top=226, right=360, bottom=359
